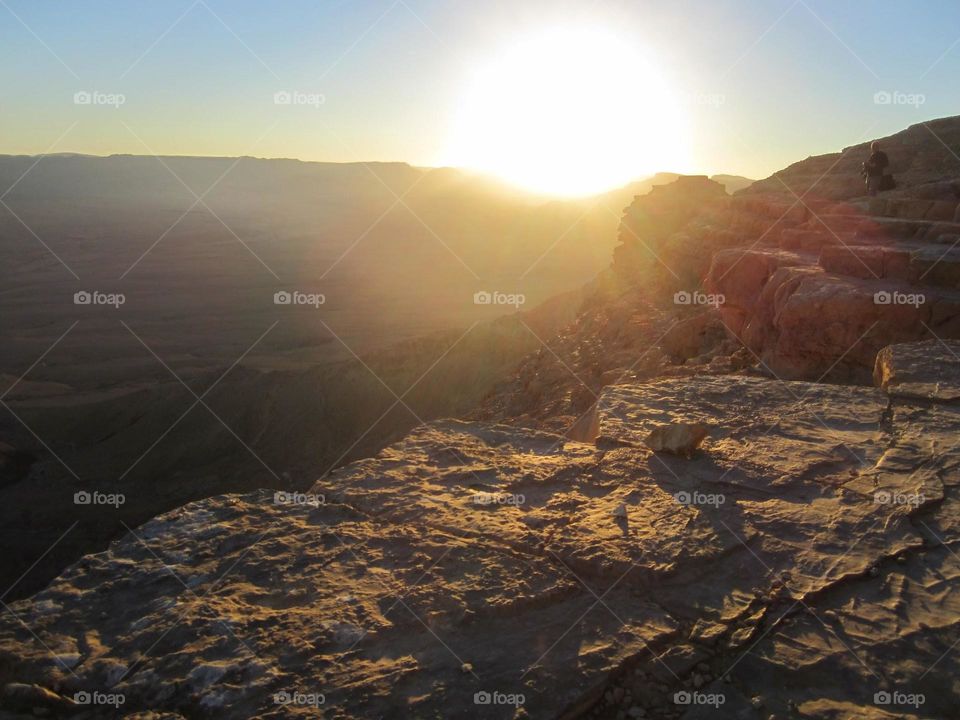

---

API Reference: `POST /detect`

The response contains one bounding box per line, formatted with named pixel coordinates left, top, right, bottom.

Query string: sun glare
left=447, top=27, right=692, bottom=197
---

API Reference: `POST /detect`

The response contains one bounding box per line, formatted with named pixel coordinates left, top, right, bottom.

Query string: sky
left=1, top=0, right=959, bottom=191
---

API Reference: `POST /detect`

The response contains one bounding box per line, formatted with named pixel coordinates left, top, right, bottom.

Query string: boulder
left=643, top=421, right=709, bottom=457
left=874, top=338, right=960, bottom=401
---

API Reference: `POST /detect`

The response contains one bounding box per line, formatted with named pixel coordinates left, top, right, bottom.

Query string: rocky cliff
left=607, top=115, right=960, bottom=383
left=3, top=347, right=958, bottom=719
left=3, top=118, right=960, bottom=720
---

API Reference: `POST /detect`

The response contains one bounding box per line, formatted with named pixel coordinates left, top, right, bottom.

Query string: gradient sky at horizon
left=2, top=0, right=959, bottom=189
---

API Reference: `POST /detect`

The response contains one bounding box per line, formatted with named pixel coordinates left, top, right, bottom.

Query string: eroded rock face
left=2, top=359, right=957, bottom=719
left=613, top=176, right=732, bottom=288
left=615, top=119, right=960, bottom=382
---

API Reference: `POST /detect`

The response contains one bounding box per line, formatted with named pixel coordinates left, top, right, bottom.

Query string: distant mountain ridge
left=0, top=153, right=753, bottom=204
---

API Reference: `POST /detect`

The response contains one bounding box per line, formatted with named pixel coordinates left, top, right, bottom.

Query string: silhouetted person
left=863, top=141, right=889, bottom=197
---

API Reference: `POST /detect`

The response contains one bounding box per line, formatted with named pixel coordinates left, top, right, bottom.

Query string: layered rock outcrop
left=704, top=206, right=960, bottom=381
left=610, top=116, right=960, bottom=382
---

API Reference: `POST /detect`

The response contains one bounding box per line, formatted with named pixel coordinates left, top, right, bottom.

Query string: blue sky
left=1, top=0, right=958, bottom=183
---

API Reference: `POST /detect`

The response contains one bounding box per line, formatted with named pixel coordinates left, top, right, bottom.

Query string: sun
left=446, top=27, right=692, bottom=197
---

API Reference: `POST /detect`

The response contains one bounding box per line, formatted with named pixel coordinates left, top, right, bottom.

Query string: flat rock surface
left=1, top=369, right=959, bottom=719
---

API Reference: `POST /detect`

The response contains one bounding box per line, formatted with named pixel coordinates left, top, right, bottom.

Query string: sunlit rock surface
left=2, top=349, right=958, bottom=719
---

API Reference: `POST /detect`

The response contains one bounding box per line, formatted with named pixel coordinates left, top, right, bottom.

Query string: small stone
left=611, top=503, right=628, bottom=518
left=460, top=663, right=473, bottom=673
left=751, top=696, right=763, bottom=709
